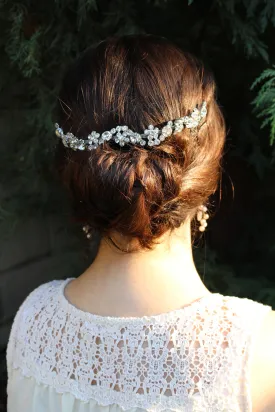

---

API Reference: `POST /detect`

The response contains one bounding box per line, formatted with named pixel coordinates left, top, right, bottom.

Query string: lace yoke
left=6, top=278, right=271, bottom=412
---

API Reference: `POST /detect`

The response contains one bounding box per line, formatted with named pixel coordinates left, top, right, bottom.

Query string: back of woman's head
left=56, top=34, right=225, bottom=249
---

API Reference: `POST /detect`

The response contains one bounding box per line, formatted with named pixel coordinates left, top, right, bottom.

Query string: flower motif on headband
left=144, top=125, right=161, bottom=146
left=87, top=131, right=100, bottom=149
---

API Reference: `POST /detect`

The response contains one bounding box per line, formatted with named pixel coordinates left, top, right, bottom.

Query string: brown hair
left=56, top=34, right=225, bottom=249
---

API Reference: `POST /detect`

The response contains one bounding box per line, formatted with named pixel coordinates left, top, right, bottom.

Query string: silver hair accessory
left=197, top=205, right=209, bottom=232
left=55, top=101, right=207, bottom=151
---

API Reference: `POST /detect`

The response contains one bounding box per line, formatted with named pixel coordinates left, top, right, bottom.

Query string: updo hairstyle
left=56, top=35, right=225, bottom=249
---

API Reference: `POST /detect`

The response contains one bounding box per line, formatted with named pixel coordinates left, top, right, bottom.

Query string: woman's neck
left=66, top=221, right=210, bottom=317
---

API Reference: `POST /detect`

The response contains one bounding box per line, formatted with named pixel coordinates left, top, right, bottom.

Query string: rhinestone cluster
left=55, top=101, right=207, bottom=151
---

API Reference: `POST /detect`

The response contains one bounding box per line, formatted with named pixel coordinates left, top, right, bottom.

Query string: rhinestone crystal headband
left=55, top=101, right=207, bottom=151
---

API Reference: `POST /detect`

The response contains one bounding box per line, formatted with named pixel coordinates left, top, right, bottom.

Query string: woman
left=6, top=35, right=275, bottom=411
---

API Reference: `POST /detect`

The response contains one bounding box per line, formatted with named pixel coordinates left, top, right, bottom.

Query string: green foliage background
left=1, top=0, right=275, bottom=305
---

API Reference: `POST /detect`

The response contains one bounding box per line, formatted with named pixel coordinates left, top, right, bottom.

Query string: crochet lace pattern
left=7, top=278, right=271, bottom=412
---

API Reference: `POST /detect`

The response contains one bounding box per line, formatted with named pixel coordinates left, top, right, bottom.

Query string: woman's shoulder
left=6, top=278, right=69, bottom=369
left=205, top=293, right=272, bottom=333
left=14, top=279, right=64, bottom=320
left=209, top=294, right=275, bottom=410
left=250, top=309, right=275, bottom=411
left=23, top=278, right=67, bottom=306
left=15, top=277, right=69, bottom=313
left=8, top=278, right=70, bottom=333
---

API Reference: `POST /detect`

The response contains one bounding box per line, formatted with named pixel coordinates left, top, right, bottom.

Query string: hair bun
left=56, top=35, right=225, bottom=249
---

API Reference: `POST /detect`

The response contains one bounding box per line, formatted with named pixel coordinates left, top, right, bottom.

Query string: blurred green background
left=1, top=1, right=275, bottom=308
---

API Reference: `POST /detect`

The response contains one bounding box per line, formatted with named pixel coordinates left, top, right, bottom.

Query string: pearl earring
left=197, top=205, right=209, bottom=232
left=82, top=225, right=91, bottom=239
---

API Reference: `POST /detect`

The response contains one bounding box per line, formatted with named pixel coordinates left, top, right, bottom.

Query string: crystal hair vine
left=55, top=101, right=207, bottom=151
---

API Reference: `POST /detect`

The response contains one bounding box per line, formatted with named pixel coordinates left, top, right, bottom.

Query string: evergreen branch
left=215, top=0, right=269, bottom=61
left=242, top=0, right=275, bottom=31
left=251, top=66, right=275, bottom=89
left=5, top=4, right=42, bottom=77
left=77, top=0, right=98, bottom=29
left=231, top=17, right=268, bottom=61
left=259, top=0, right=275, bottom=31
left=252, top=66, right=275, bottom=144
left=246, top=0, right=261, bottom=18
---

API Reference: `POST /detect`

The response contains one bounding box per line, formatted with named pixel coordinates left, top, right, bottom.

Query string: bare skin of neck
left=65, top=219, right=210, bottom=317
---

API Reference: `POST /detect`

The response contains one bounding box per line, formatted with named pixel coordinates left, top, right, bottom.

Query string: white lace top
left=6, top=278, right=271, bottom=412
